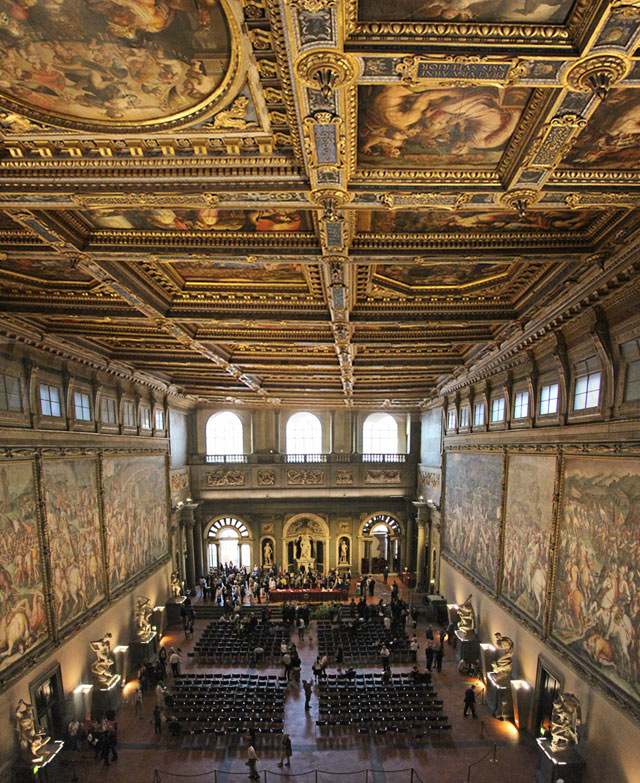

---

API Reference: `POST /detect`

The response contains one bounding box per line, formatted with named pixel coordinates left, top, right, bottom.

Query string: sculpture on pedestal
left=263, top=540, right=273, bottom=566
left=90, top=632, right=115, bottom=685
left=550, top=692, right=582, bottom=753
left=170, top=571, right=181, bottom=597
left=491, top=632, right=514, bottom=685
left=299, top=534, right=313, bottom=560
left=457, top=594, right=476, bottom=634
left=135, top=596, right=153, bottom=639
left=15, top=699, right=50, bottom=760
left=339, top=538, right=349, bottom=564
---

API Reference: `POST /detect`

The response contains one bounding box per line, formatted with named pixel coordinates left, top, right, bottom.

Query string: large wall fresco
left=0, top=461, right=48, bottom=675
left=502, top=455, right=556, bottom=627
left=443, top=452, right=503, bottom=589
left=42, top=459, right=106, bottom=632
left=85, top=208, right=310, bottom=232
left=357, top=0, right=574, bottom=24
left=561, top=89, right=640, bottom=171
left=553, top=457, right=640, bottom=703
left=103, top=456, right=168, bottom=591
left=0, top=0, right=231, bottom=124
left=358, top=85, right=530, bottom=169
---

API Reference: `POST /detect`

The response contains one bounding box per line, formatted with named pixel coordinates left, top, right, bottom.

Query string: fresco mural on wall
left=0, top=0, right=232, bottom=124
left=43, top=459, right=106, bottom=632
left=85, top=208, right=310, bottom=232
left=358, top=85, right=530, bottom=169
left=358, top=209, right=600, bottom=234
left=561, top=89, right=640, bottom=171
left=102, top=456, right=167, bottom=591
left=502, top=455, right=556, bottom=626
left=0, top=461, right=48, bottom=673
left=553, top=457, right=640, bottom=703
left=357, top=0, right=574, bottom=24
left=443, top=452, right=503, bottom=589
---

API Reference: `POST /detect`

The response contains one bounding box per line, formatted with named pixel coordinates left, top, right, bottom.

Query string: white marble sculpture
left=299, top=534, right=312, bottom=560
left=90, top=633, right=115, bottom=685
left=170, top=571, right=182, bottom=597
left=491, top=632, right=514, bottom=686
left=457, top=594, right=476, bottom=634
left=550, top=692, right=582, bottom=753
left=15, top=699, right=50, bottom=760
left=263, top=541, right=273, bottom=566
left=135, top=596, right=153, bottom=639
left=339, top=539, right=349, bottom=564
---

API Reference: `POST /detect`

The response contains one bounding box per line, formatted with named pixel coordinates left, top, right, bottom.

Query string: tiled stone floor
left=53, top=580, right=538, bottom=783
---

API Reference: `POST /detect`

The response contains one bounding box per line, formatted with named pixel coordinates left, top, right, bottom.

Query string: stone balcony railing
left=188, top=452, right=416, bottom=498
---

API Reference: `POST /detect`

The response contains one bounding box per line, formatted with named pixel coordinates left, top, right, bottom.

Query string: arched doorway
left=282, top=514, right=330, bottom=574
left=359, top=513, right=403, bottom=575
left=205, top=516, right=252, bottom=571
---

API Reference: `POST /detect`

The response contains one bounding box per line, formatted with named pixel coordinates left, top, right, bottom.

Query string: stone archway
left=282, top=514, right=330, bottom=574
left=358, top=512, right=404, bottom=575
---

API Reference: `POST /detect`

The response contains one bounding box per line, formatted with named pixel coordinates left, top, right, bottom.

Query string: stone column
left=412, top=501, right=429, bottom=589
left=183, top=513, right=196, bottom=591
left=192, top=517, right=203, bottom=583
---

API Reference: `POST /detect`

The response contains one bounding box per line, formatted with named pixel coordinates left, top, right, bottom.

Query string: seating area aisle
left=172, top=673, right=285, bottom=739
left=192, top=621, right=290, bottom=664
left=316, top=673, right=450, bottom=737
left=316, top=616, right=411, bottom=663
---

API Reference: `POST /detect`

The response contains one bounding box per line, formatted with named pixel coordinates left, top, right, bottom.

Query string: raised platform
left=269, top=589, right=348, bottom=603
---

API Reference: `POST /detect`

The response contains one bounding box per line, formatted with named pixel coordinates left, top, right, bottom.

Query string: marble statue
left=339, top=538, right=349, bottom=564
left=15, top=699, right=50, bottom=760
left=263, top=540, right=273, bottom=566
left=490, top=632, right=514, bottom=685
left=90, top=633, right=115, bottom=685
left=299, top=534, right=312, bottom=560
left=550, top=692, right=581, bottom=753
left=170, top=571, right=181, bottom=597
left=457, top=594, right=476, bottom=634
left=135, top=596, right=153, bottom=639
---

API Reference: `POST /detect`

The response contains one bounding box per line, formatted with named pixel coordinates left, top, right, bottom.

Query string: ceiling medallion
left=563, top=52, right=631, bottom=100
left=295, top=50, right=358, bottom=98
left=499, top=189, right=542, bottom=217
left=309, top=188, right=352, bottom=222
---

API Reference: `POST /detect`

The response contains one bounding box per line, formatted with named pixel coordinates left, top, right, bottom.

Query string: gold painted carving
left=524, top=114, right=588, bottom=171
left=205, top=470, right=247, bottom=487
left=287, top=469, right=324, bottom=485
left=562, top=52, right=631, bottom=93
left=565, top=192, right=640, bottom=209
left=287, top=0, right=336, bottom=11
left=171, top=471, right=190, bottom=491
left=72, top=193, right=219, bottom=208
left=378, top=193, right=470, bottom=211
left=256, top=60, right=279, bottom=78
left=499, top=189, right=542, bottom=212
left=249, top=29, right=272, bottom=50
left=295, top=50, right=358, bottom=97
left=309, top=187, right=352, bottom=208
left=610, top=0, right=640, bottom=15
left=396, top=55, right=527, bottom=90
left=211, top=97, right=255, bottom=130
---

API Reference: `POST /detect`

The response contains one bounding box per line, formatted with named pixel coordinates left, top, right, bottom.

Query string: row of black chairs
left=192, top=623, right=290, bottom=664
left=316, top=618, right=412, bottom=663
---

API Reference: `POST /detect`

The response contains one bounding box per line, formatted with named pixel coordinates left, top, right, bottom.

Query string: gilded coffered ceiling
left=1, top=0, right=640, bottom=408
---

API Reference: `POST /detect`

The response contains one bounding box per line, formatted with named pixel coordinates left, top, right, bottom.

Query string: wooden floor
left=52, top=579, right=539, bottom=783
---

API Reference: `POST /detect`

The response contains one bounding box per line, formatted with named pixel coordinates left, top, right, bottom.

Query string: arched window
left=286, top=412, right=322, bottom=456
left=206, top=411, right=243, bottom=460
left=207, top=517, right=251, bottom=570
left=363, top=413, right=398, bottom=455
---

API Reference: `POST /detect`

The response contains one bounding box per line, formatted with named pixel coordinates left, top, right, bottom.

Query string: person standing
left=303, top=679, right=313, bottom=710
left=464, top=685, right=477, bottom=717
left=297, top=615, right=306, bottom=642
left=380, top=644, right=390, bottom=672
left=277, top=733, right=292, bottom=767
left=426, top=639, right=435, bottom=672
left=155, top=681, right=165, bottom=710
left=67, top=719, right=80, bottom=751
left=368, top=578, right=375, bottom=598
left=170, top=648, right=182, bottom=677
left=153, top=705, right=163, bottom=734
left=383, top=565, right=389, bottom=584
left=134, top=687, right=143, bottom=719
left=247, top=744, right=260, bottom=780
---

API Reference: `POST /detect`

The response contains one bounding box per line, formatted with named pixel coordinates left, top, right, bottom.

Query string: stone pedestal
left=425, top=595, right=448, bottom=624
left=130, top=631, right=158, bottom=670
left=486, top=672, right=513, bottom=720
left=479, top=643, right=499, bottom=685
left=511, top=680, right=533, bottom=732
left=91, top=674, right=122, bottom=719
left=454, top=628, right=479, bottom=663
left=166, top=596, right=187, bottom=627
left=536, top=739, right=585, bottom=783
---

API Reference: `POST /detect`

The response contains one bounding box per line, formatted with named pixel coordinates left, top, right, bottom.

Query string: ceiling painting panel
left=0, top=0, right=233, bottom=127
left=165, top=260, right=308, bottom=286
left=357, top=85, right=531, bottom=169
left=560, top=89, right=640, bottom=171
left=372, top=262, right=512, bottom=292
left=356, top=0, right=575, bottom=24
left=357, top=208, right=603, bottom=235
left=0, top=258, right=93, bottom=283
left=83, top=208, right=312, bottom=233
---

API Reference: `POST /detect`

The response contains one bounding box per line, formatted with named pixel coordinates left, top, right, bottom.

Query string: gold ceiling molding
left=562, top=51, right=632, bottom=94
left=287, top=0, right=337, bottom=12
left=565, top=193, right=640, bottom=209
left=524, top=114, right=588, bottom=171
left=395, top=55, right=528, bottom=90
left=498, top=189, right=542, bottom=214
left=302, top=112, right=345, bottom=172
left=377, top=193, right=470, bottom=211
left=610, top=0, right=640, bottom=15
left=71, top=193, right=219, bottom=208
left=209, top=97, right=256, bottom=131
left=295, top=50, right=358, bottom=98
